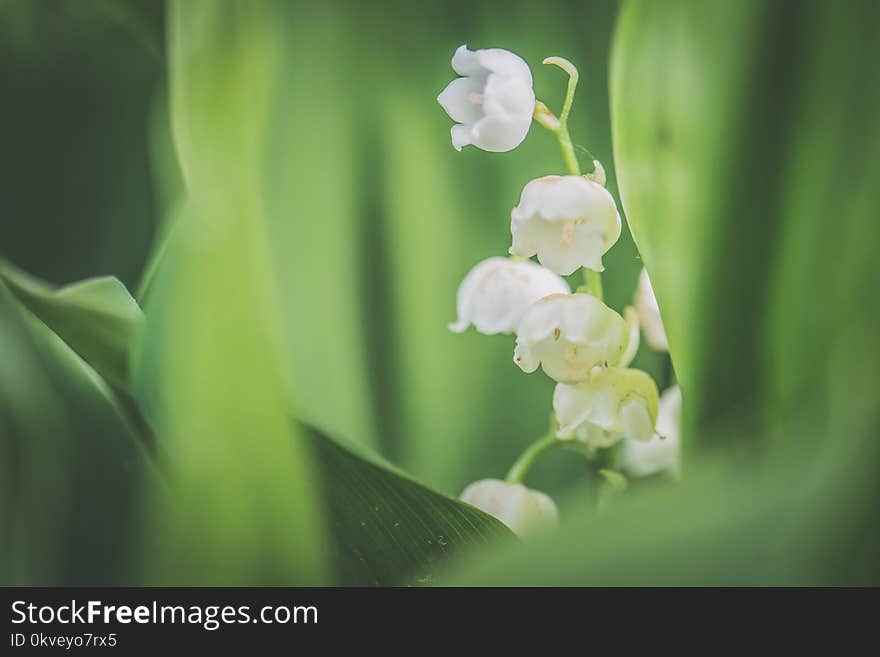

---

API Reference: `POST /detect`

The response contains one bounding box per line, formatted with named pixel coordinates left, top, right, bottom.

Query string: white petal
left=620, top=396, right=655, bottom=441
left=460, top=479, right=558, bottom=537
left=450, top=257, right=570, bottom=336
left=451, top=44, right=483, bottom=77
left=634, top=267, right=669, bottom=351
left=437, top=76, right=485, bottom=125
left=514, top=294, right=629, bottom=383
left=475, top=48, right=533, bottom=85
left=620, top=385, right=681, bottom=477
left=552, top=368, right=660, bottom=447
left=619, top=306, right=641, bottom=368
left=553, top=383, right=594, bottom=438
left=510, top=176, right=621, bottom=275
left=513, top=342, right=540, bottom=373
left=482, top=73, right=536, bottom=119
left=471, top=113, right=532, bottom=152
left=656, top=384, right=682, bottom=440
left=510, top=212, right=555, bottom=260
left=450, top=124, right=471, bottom=151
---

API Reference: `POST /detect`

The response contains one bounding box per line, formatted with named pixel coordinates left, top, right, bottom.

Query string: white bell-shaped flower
left=510, top=175, right=622, bottom=275
left=634, top=267, right=669, bottom=352
left=437, top=45, right=536, bottom=153
left=514, top=293, right=630, bottom=383
left=450, top=257, right=570, bottom=335
left=621, top=385, right=681, bottom=477
left=553, top=367, right=660, bottom=448
left=460, top=479, right=558, bottom=537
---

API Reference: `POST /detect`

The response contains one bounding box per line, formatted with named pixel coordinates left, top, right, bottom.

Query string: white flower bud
left=509, top=175, right=622, bottom=275
left=514, top=293, right=629, bottom=383
left=449, top=257, right=570, bottom=335
left=460, top=479, right=558, bottom=537
left=438, top=45, right=536, bottom=153
left=634, top=267, right=669, bottom=352
left=621, top=385, right=682, bottom=478
left=553, top=367, right=660, bottom=448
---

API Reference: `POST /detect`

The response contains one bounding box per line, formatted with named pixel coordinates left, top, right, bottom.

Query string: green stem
left=556, top=124, right=582, bottom=176
left=541, top=56, right=596, bottom=176
left=505, top=434, right=563, bottom=484
left=538, top=56, right=604, bottom=300
left=583, top=268, right=604, bottom=302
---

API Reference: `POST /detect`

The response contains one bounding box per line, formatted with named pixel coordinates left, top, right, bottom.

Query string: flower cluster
left=438, top=46, right=680, bottom=536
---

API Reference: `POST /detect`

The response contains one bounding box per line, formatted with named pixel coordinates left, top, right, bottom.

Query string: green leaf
left=0, top=260, right=142, bottom=390
left=0, top=281, right=160, bottom=585
left=610, top=0, right=880, bottom=446
left=304, top=424, right=513, bottom=586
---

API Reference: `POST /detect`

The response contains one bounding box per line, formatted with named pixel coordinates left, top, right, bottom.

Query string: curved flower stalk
left=621, top=385, right=681, bottom=477
left=634, top=267, right=669, bottom=352
left=437, top=45, right=536, bottom=152
left=514, top=293, right=629, bottom=383
left=460, top=479, right=558, bottom=537
left=509, top=175, right=622, bottom=275
left=553, top=367, right=660, bottom=447
left=449, top=257, right=570, bottom=335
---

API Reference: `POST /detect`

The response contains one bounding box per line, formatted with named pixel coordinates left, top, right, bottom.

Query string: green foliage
left=0, top=281, right=158, bottom=585
left=0, top=261, right=142, bottom=391
left=0, top=0, right=163, bottom=289
left=0, top=260, right=510, bottom=585
left=610, top=0, right=880, bottom=449
left=2, top=0, right=878, bottom=586
left=306, top=424, right=512, bottom=586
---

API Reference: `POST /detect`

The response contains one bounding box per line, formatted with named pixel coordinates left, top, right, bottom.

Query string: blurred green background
left=1, top=0, right=878, bottom=585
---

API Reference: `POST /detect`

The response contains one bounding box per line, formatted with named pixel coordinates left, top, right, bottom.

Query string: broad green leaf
left=152, top=0, right=379, bottom=451
left=609, top=0, right=765, bottom=437
left=610, top=0, right=880, bottom=446
left=304, top=424, right=512, bottom=586
left=129, top=0, right=330, bottom=585
left=0, top=260, right=142, bottom=390
left=0, top=282, right=159, bottom=585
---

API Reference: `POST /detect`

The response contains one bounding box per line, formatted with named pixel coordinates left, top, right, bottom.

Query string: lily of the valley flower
left=553, top=367, right=660, bottom=448
left=514, top=293, right=629, bottom=383
left=438, top=45, right=536, bottom=153
left=634, top=267, right=669, bottom=352
left=450, top=257, right=570, bottom=335
left=621, top=384, right=681, bottom=477
left=509, top=175, right=621, bottom=275
left=460, top=478, right=558, bottom=537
